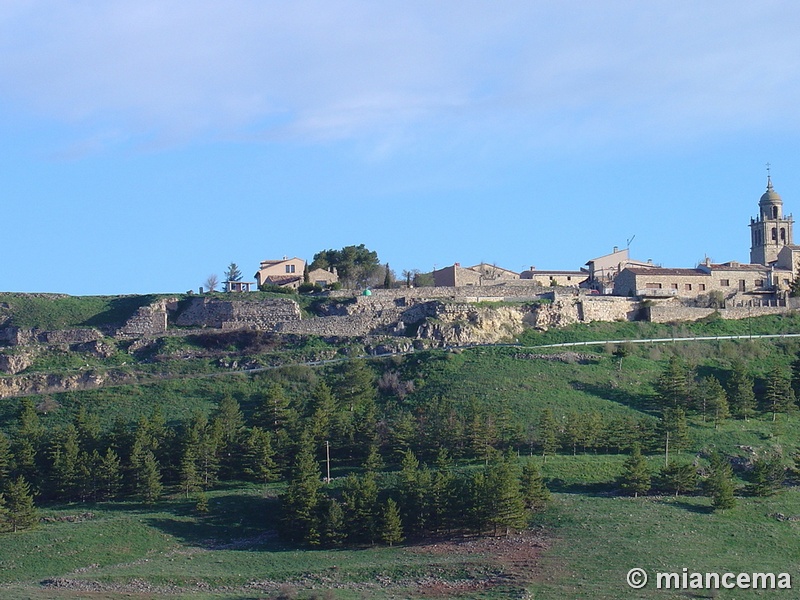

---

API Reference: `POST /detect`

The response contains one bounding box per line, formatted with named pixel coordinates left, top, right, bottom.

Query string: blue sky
left=3, top=1, right=800, bottom=295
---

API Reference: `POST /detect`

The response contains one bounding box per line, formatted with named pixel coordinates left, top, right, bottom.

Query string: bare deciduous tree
left=205, top=274, right=219, bottom=293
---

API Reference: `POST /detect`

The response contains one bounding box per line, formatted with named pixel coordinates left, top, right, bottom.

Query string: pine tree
left=695, top=376, right=729, bottom=426
left=433, top=448, right=457, bottom=528
left=563, top=412, right=584, bottom=456
left=537, top=409, right=559, bottom=462
left=658, top=461, right=698, bottom=496
left=76, top=450, right=99, bottom=502
left=358, top=443, right=380, bottom=473
left=49, top=424, right=81, bottom=501
left=748, top=452, right=785, bottom=497
left=380, top=498, right=404, bottom=546
left=224, top=262, right=243, bottom=283
left=5, top=476, right=37, bottom=532
left=212, top=395, right=245, bottom=478
left=764, top=364, right=795, bottom=421
left=661, top=407, right=690, bottom=454
left=242, top=427, right=277, bottom=489
left=97, top=448, right=122, bottom=500
left=195, top=491, right=209, bottom=514
left=12, top=398, right=43, bottom=488
left=655, top=356, right=693, bottom=409
left=335, top=360, right=377, bottom=450
left=0, top=432, right=12, bottom=492
left=706, top=454, right=736, bottom=511
left=483, top=451, right=527, bottom=536
left=256, top=383, right=292, bottom=430
left=136, top=451, right=163, bottom=505
left=179, top=444, right=201, bottom=499
left=390, top=411, right=416, bottom=457
left=520, top=462, right=551, bottom=512
left=73, top=406, right=101, bottom=454
left=791, top=353, right=800, bottom=399
left=0, top=494, right=7, bottom=528
left=620, top=443, right=651, bottom=497
left=727, top=361, right=756, bottom=420
left=321, top=497, right=346, bottom=547
left=281, top=434, right=322, bottom=545
left=383, top=263, right=393, bottom=289
left=342, top=471, right=379, bottom=544
left=397, top=449, right=429, bottom=535
left=183, top=413, right=219, bottom=489
left=307, top=381, right=337, bottom=445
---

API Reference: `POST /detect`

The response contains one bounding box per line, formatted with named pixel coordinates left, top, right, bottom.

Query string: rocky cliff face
left=0, top=369, right=132, bottom=399
left=416, top=303, right=528, bottom=345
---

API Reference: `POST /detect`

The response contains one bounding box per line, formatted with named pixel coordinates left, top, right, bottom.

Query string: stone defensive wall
left=172, top=297, right=302, bottom=330
left=116, top=299, right=174, bottom=338
left=0, top=326, right=104, bottom=347
left=646, top=297, right=800, bottom=323
left=326, top=283, right=555, bottom=302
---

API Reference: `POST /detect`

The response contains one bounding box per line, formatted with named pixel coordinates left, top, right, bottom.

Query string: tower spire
left=767, top=162, right=772, bottom=189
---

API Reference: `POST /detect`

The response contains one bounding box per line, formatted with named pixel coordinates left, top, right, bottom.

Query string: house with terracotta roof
left=254, top=257, right=306, bottom=290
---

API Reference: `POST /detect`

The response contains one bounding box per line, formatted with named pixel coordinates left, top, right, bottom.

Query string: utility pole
left=325, top=440, right=331, bottom=483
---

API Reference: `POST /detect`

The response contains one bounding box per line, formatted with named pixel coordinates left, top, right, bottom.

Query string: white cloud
left=2, top=0, right=800, bottom=152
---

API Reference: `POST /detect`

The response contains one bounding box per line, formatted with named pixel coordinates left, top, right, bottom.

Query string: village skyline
left=4, top=2, right=800, bottom=296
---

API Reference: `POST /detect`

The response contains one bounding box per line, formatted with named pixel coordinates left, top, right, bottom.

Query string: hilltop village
left=245, top=177, right=800, bottom=304
left=2, top=178, right=800, bottom=396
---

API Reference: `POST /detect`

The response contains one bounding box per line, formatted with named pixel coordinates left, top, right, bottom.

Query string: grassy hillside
left=0, top=293, right=159, bottom=329
left=3, top=315, right=800, bottom=598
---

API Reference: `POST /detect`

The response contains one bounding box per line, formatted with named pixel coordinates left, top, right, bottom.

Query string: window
left=684, top=283, right=692, bottom=291
left=699, top=284, right=706, bottom=291
left=645, top=283, right=662, bottom=289
left=739, top=280, right=746, bottom=292
left=755, top=279, right=764, bottom=287
left=670, top=283, right=679, bottom=289
left=285, top=264, right=296, bottom=274
left=773, top=206, right=779, bottom=219
left=781, top=228, right=786, bottom=241
left=772, top=227, right=777, bottom=240
left=720, top=279, right=729, bottom=287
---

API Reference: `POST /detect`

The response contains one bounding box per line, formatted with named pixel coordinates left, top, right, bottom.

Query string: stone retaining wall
left=173, top=297, right=302, bottom=330
left=0, top=326, right=104, bottom=347
left=116, top=300, right=173, bottom=338
left=648, top=303, right=795, bottom=323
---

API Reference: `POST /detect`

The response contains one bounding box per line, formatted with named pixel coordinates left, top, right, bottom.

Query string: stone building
left=750, top=176, right=794, bottom=265
left=519, top=267, right=587, bottom=287
left=254, top=257, right=306, bottom=289
left=433, top=263, right=519, bottom=287
left=308, top=267, right=339, bottom=287
left=584, top=247, right=657, bottom=293
left=613, top=177, right=799, bottom=300
left=612, top=261, right=787, bottom=298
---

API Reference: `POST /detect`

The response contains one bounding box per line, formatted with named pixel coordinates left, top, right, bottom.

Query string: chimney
left=613, top=246, right=618, bottom=253
left=647, top=259, right=653, bottom=264
left=455, top=262, right=460, bottom=267
left=530, top=266, right=535, bottom=271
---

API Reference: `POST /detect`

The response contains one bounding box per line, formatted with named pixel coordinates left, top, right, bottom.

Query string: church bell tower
left=750, top=175, right=793, bottom=265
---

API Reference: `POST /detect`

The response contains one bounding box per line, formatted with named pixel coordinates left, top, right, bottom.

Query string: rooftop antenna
left=626, top=235, right=636, bottom=249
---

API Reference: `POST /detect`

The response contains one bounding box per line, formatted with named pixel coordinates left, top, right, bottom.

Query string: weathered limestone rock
left=73, top=340, right=117, bottom=358
left=0, top=352, right=33, bottom=374
left=416, top=303, right=528, bottom=345
left=0, top=370, right=120, bottom=398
